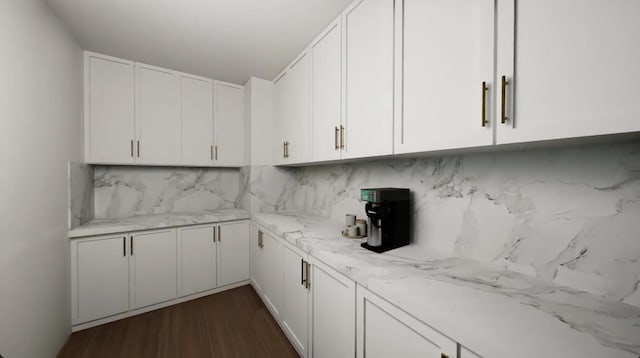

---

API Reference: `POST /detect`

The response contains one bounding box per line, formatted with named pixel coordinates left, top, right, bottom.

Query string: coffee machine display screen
left=361, top=189, right=376, bottom=202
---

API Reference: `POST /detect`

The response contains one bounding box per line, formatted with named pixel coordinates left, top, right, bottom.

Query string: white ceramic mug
left=347, top=225, right=358, bottom=236
left=345, top=214, right=356, bottom=227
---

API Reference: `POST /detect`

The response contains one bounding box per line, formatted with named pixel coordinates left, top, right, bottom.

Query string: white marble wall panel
left=249, top=141, right=640, bottom=305
left=93, top=166, right=242, bottom=219
left=68, top=162, right=94, bottom=229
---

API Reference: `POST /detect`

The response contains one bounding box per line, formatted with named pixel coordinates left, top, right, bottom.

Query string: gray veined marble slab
left=68, top=209, right=250, bottom=238
left=252, top=212, right=640, bottom=358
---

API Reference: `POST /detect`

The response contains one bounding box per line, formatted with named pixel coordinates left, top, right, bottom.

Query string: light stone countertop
left=68, top=209, right=250, bottom=238
left=252, top=212, right=640, bottom=358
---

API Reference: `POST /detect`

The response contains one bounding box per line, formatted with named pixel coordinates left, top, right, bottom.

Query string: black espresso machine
left=360, top=188, right=410, bottom=253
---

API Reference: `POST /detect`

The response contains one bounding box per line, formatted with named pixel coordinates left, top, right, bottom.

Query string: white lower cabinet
left=72, top=220, right=250, bottom=328
left=178, top=225, right=217, bottom=297
left=130, top=229, right=178, bottom=309
left=217, top=221, right=250, bottom=286
left=72, top=234, right=129, bottom=325
left=251, top=224, right=284, bottom=319
left=309, top=257, right=356, bottom=358
left=251, top=223, right=476, bottom=358
left=282, top=242, right=311, bottom=357
left=356, top=285, right=457, bottom=358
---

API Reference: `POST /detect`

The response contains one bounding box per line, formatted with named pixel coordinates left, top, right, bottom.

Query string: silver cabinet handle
left=130, top=140, right=134, bottom=157
left=123, top=237, right=126, bottom=256
left=210, top=145, right=213, bottom=160
left=301, top=259, right=305, bottom=286
left=335, top=126, right=339, bottom=150
left=481, top=81, right=488, bottom=127
left=213, top=226, right=216, bottom=242
left=137, top=140, right=140, bottom=157
left=501, top=75, right=509, bottom=124
left=215, top=145, right=218, bottom=161
left=218, top=226, right=221, bottom=242
left=130, top=236, right=134, bottom=256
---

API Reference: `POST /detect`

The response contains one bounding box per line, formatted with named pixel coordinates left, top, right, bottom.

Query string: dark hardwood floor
left=58, top=285, right=298, bottom=358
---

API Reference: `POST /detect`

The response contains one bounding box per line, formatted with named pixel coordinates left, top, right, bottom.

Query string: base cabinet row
left=250, top=223, right=480, bottom=358
left=71, top=220, right=250, bottom=327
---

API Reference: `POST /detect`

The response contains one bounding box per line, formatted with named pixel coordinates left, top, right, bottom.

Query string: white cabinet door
left=397, top=0, right=494, bottom=154
left=460, top=346, right=482, bottom=358
left=273, top=52, right=311, bottom=165
left=261, top=229, right=284, bottom=318
left=214, top=81, right=245, bottom=167
left=181, top=75, right=214, bottom=166
left=310, top=257, right=355, bottom=358
left=496, top=0, right=640, bottom=144
left=84, top=52, right=135, bottom=164
left=72, top=234, right=129, bottom=324
left=356, top=285, right=457, bottom=358
left=282, top=242, right=309, bottom=357
left=250, top=224, right=265, bottom=294
left=130, top=229, right=177, bottom=309
left=178, top=225, right=216, bottom=297
left=217, top=221, right=250, bottom=287
left=311, top=18, right=343, bottom=162
left=136, top=63, right=182, bottom=164
left=343, top=0, right=394, bottom=159
left=273, top=72, right=288, bottom=165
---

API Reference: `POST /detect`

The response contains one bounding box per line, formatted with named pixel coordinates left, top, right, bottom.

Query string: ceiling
left=46, top=0, right=352, bottom=84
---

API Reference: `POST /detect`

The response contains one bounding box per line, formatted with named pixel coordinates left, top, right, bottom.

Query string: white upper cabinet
left=397, top=0, right=495, bottom=154
left=136, top=63, right=182, bottom=164
left=213, top=81, right=245, bottom=166
left=342, top=0, right=395, bottom=159
left=84, top=52, right=135, bottom=164
left=311, top=18, right=343, bottom=162
left=273, top=52, right=312, bottom=165
left=181, top=75, right=214, bottom=166
left=496, top=0, right=640, bottom=144
left=84, top=52, right=245, bottom=167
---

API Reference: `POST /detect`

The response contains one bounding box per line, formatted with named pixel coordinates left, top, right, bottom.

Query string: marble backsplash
left=93, top=166, right=242, bottom=219
left=248, top=141, right=640, bottom=307
left=68, top=162, right=94, bottom=229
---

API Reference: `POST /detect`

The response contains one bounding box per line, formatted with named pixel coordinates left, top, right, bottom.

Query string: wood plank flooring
left=58, top=285, right=298, bottom=358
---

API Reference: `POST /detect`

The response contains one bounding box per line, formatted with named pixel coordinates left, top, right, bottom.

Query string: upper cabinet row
left=84, top=52, right=245, bottom=167
left=273, top=0, right=640, bottom=165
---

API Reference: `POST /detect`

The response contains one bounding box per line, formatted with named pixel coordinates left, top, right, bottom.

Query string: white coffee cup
left=345, top=214, right=356, bottom=227
left=347, top=225, right=358, bottom=237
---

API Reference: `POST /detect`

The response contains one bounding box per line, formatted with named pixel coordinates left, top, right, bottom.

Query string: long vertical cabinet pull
left=300, top=259, right=306, bottom=286
left=130, top=140, right=134, bottom=157
left=213, top=226, right=216, bottom=243
left=218, top=226, right=221, bottom=242
left=130, top=235, right=134, bottom=255
left=481, top=81, right=488, bottom=127
left=123, top=237, right=126, bottom=256
left=335, top=126, right=340, bottom=150
left=210, top=145, right=213, bottom=160
left=214, top=146, right=218, bottom=160
left=305, top=262, right=311, bottom=289
left=136, top=140, right=140, bottom=157
left=501, top=75, right=509, bottom=124
left=339, top=126, right=344, bottom=149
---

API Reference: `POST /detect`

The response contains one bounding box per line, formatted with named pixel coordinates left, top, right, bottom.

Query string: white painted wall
left=0, top=1, right=82, bottom=357
left=245, top=77, right=274, bottom=166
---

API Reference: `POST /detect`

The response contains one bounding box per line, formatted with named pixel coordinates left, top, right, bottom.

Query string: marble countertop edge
left=68, top=208, right=250, bottom=238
